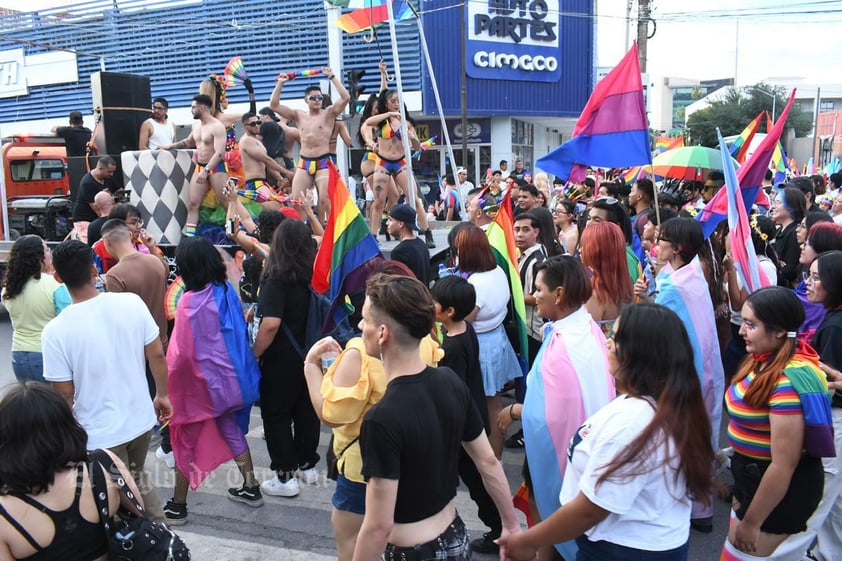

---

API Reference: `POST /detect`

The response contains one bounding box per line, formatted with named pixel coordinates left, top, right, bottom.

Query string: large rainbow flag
left=728, top=111, right=764, bottom=164
left=313, top=162, right=382, bottom=331
left=522, top=311, right=615, bottom=560
left=167, top=281, right=261, bottom=490
left=536, top=43, right=651, bottom=182
left=485, top=189, right=528, bottom=375
left=654, top=135, right=684, bottom=154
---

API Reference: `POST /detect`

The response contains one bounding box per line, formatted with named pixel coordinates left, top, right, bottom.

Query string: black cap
left=258, top=107, right=280, bottom=122
left=388, top=204, right=420, bottom=232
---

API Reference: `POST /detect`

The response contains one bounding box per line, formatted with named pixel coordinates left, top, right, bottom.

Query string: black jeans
left=259, top=353, right=320, bottom=474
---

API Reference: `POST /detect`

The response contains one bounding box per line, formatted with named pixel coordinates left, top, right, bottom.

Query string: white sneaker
left=156, top=446, right=175, bottom=469
left=261, top=475, right=300, bottom=497
left=297, top=467, right=319, bottom=486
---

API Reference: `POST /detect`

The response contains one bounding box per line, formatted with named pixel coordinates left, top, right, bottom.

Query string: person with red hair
left=580, top=222, right=633, bottom=330
left=453, top=224, right=521, bottom=459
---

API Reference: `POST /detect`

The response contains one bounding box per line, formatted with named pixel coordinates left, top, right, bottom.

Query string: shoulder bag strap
left=88, top=451, right=114, bottom=535
left=89, top=449, right=146, bottom=518
left=282, top=322, right=305, bottom=359
left=336, top=436, right=360, bottom=476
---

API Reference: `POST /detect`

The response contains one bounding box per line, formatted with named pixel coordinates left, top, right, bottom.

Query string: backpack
left=282, top=287, right=358, bottom=358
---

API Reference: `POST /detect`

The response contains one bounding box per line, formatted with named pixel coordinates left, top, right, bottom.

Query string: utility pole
left=637, top=0, right=651, bottom=72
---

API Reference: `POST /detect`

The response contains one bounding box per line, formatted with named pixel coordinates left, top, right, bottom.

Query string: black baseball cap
left=388, top=204, right=420, bottom=232
left=258, top=107, right=280, bottom=122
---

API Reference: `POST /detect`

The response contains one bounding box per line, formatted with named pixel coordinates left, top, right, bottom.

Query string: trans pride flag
left=536, top=44, right=651, bottom=182
left=167, top=281, right=261, bottom=489
left=697, top=89, right=797, bottom=238
left=522, top=310, right=615, bottom=560
left=718, top=128, right=771, bottom=294
left=313, top=162, right=382, bottom=331
left=655, top=257, right=724, bottom=519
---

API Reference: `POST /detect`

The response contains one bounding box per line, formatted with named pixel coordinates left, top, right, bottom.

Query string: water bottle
left=438, top=263, right=451, bottom=279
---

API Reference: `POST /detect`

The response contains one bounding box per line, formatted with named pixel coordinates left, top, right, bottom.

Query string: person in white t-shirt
left=498, top=303, right=714, bottom=561
left=42, top=239, right=171, bottom=522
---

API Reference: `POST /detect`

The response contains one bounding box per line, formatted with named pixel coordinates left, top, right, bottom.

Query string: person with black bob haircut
left=499, top=303, right=714, bottom=561
left=771, top=186, right=808, bottom=287
left=0, top=382, right=143, bottom=561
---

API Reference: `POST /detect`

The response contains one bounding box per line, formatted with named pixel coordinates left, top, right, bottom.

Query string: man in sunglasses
left=269, top=66, right=349, bottom=224
left=239, top=112, right=292, bottom=209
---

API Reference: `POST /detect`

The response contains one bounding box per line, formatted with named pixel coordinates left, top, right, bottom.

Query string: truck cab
left=1, top=135, right=72, bottom=241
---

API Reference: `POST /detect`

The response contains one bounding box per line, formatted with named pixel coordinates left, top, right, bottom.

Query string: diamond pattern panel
left=123, top=150, right=195, bottom=245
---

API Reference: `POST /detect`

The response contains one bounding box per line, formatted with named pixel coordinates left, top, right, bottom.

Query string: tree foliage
left=685, top=83, right=812, bottom=147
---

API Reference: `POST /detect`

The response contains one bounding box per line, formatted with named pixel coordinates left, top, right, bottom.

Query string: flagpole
left=386, top=0, right=417, bottom=206
left=409, top=3, right=462, bottom=197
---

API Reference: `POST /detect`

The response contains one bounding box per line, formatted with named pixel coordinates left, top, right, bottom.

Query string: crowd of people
left=3, top=65, right=842, bottom=561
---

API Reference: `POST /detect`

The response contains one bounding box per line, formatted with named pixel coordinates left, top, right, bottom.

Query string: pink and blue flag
left=167, top=281, right=261, bottom=489
left=718, top=127, right=771, bottom=294
left=697, top=89, right=797, bottom=238
left=536, top=44, right=651, bottom=183
left=521, top=308, right=615, bottom=560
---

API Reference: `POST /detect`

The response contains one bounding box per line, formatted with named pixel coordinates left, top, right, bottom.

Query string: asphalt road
left=0, top=306, right=733, bottom=560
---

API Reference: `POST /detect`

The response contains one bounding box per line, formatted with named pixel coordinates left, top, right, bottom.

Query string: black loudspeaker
left=91, top=72, right=152, bottom=155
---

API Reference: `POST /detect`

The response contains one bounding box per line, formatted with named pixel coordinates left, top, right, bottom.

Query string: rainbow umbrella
left=650, top=146, right=739, bottom=181
left=165, top=276, right=185, bottom=321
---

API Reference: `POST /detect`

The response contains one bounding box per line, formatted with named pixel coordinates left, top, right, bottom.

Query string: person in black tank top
left=0, top=382, right=141, bottom=561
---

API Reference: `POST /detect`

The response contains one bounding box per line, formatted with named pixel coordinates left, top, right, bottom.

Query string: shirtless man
left=269, top=66, right=349, bottom=223
left=160, top=94, right=226, bottom=236
left=240, top=112, right=289, bottom=212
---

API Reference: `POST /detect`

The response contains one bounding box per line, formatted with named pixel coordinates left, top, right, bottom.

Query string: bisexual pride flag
left=537, top=43, right=651, bottom=183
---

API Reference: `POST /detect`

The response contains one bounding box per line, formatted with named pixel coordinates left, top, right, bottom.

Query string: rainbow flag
left=654, top=135, right=684, bottom=154
left=622, top=165, right=649, bottom=184
left=771, top=140, right=789, bottom=184
left=335, top=0, right=412, bottom=33
left=806, top=156, right=816, bottom=176
left=718, top=127, right=771, bottom=294
left=522, top=312, right=615, bottom=560
left=313, top=162, right=382, bottom=331
left=728, top=111, right=764, bottom=164
left=486, top=189, right=528, bottom=375
left=167, top=281, right=261, bottom=490
left=536, top=43, right=651, bottom=182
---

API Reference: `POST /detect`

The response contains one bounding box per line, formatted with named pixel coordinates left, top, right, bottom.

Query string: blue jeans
left=575, top=536, right=688, bottom=561
left=11, top=351, right=46, bottom=383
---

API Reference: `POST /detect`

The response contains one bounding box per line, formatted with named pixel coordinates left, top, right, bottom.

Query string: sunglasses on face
left=247, top=121, right=260, bottom=126
left=308, top=95, right=324, bottom=102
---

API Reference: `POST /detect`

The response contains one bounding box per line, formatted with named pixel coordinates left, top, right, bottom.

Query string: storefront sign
left=467, top=0, right=561, bottom=83
left=0, top=49, right=79, bottom=99
left=422, top=118, right=492, bottom=144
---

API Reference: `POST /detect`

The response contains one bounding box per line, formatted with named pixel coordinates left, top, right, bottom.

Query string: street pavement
left=0, top=306, right=733, bottom=560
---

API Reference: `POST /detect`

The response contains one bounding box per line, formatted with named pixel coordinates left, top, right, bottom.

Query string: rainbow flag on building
left=729, top=111, right=764, bottom=164
left=333, top=0, right=412, bottom=33
left=167, top=281, right=261, bottom=489
left=486, top=189, right=528, bottom=375
left=313, top=162, right=382, bottom=331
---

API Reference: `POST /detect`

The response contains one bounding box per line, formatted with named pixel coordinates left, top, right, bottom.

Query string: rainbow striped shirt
left=726, top=371, right=802, bottom=460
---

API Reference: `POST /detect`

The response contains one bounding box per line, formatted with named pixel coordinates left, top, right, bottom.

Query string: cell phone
left=227, top=219, right=237, bottom=236
left=227, top=177, right=240, bottom=189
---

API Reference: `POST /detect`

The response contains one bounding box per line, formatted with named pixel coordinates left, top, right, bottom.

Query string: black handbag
left=88, top=449, right=190, bottom=561
left=326, top=435, right=359, bottom=481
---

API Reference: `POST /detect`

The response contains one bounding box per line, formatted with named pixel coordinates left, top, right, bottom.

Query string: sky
left=2, top=0, right=842, bottom=87
left=596, top=0, right=842, bottom=86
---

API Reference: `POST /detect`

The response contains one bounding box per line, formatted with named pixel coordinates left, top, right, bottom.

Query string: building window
left=512, top=119, right=534, bottom=171
left=820, top=101, right=835, bottom=112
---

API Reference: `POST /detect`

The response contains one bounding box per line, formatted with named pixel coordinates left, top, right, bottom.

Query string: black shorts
left=731, top=451, right=823, bottom=534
